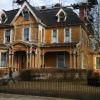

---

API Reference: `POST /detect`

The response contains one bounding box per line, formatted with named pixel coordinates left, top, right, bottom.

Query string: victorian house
left=0, top=1, right=98, bottom=74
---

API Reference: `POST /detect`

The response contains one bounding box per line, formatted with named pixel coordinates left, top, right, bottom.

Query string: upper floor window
left=96, top=57, right=100, bottom=70
left=52, top=29, right=57, bottom=43
left=22, top=6, right=30, bottom=20
left=5, top=29, right=11, bottom=43
left=58, top=12, right=65, bottom=22
left=23, top=27, right=29, bottom=41
left=23, top=11, right=29, bottom=20
left=64, top=27, right=71, bottom=42
left=0, top=52, right=7, bottom=67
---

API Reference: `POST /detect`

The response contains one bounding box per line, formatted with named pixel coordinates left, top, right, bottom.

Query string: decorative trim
left=56, top=8, right=67, bottom=22
left=11, top=1, right=39, bottom=25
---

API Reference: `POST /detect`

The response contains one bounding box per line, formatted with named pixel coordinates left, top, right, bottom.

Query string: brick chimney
left=79, top=3, right=87, bottom=21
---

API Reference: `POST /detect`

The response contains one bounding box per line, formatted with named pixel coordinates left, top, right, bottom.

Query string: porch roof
left=0, top=44, right=8, bottom=49
left=41, top=42, right=78, bottom=48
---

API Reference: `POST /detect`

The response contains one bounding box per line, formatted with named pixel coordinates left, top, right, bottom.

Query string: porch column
left=26, top=50, right=29, bottom=69
left=29, top=46, right=32, bottom=69
left=76, top=52, right=78, bottom=69
left=9, top=50, right=12, bottom=67
left=42, top=50, right=45, bottom=68
left=73, top=51, right=76, bottom=69
left=70, top=51, right=72, bottom=68
left=11, top=52, right=14, bottom=70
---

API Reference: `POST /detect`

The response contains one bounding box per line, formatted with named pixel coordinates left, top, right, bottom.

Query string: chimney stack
left=79, top=3, right=87, bottom=21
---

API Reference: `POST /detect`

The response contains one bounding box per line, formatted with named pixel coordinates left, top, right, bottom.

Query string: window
left=0, top=52, right=7, bottom=67
left=64, top=27, right=71, bottom=42
left=24, top=28, right=29, bottom=41
left=59, top=12, right=65, bottom=22
left=56, top=9, right=67, bottom=22
left=5, top=29, right=11, bottom=43
left=23, top=11, right=29, bottom=20
left=52, top=29, right=57, bottom=43
left=96, top=57, right=100, bottom=69
left=22, top=6, right=30, bottom=20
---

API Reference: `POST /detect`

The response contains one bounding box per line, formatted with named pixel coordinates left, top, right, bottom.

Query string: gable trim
left=56, top=8, right=67, bottom=22
left=10, top=1, right=39, bottom=25
left=56, top=8, right=66, bottom=16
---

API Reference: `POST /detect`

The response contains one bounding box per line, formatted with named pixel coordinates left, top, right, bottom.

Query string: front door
left=14, top=51, right=26, bottom=69
left=57, top=54, right=65, bottom=68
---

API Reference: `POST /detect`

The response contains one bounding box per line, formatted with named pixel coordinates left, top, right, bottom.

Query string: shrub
left=87, top=70, right=100, bottom=86
left=19, top=70, right=33, bottom=81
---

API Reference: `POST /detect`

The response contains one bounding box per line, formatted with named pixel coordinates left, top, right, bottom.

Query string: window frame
left=95, top=57, right=100, bottom=70
left=22, top=6, right=30, bottom=20
left=64, top=27, right=71, bottom=42
left=23, top=27, right=30, bottom=42
left=0, top=52, right=7, bottom=67
left=4, top=29, right=11, bottom=43
left=51, top=28, right=58, bottom=43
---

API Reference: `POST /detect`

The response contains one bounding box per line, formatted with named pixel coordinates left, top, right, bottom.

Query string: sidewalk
left=0, top=93, right=76, bottom=100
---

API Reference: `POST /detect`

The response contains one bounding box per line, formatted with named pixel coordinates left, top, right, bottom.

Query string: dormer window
left=56, top=8, right=67, bottom=22
left=59, top=12, right=65, bottom=22
left=22, top=6, right=30, bottom=20
left=0, top=10, right=7, bottom=24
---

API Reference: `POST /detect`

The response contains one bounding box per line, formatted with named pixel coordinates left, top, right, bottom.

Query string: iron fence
left=0, top=69, right=100, bottom=100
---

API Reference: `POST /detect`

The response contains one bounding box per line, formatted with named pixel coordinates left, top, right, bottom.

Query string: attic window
left=22, top=6, right=30, bottom=20
left=1, top=14, right=6, bottom=23
left=56, top=9, right=67, bottom=22
left=0, top=10, right=7, bottom=24
left=59, top=12, right=65, bottom=22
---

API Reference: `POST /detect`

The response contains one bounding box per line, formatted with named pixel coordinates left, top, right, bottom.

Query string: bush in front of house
left=19, top=70, right=33, bottom=81
left=87, top=70, right=100, bottom=86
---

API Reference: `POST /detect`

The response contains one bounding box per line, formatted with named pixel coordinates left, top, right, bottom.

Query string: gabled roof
left=0, top=1, right=82, bottom=27
left=11, top=1, right=40, bottom=25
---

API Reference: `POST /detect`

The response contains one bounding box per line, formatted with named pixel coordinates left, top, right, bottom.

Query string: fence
left=0, top=68, right=100, bottom=100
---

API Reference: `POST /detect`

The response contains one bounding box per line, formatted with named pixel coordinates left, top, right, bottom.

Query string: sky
left=0, top=0, right=77, bottom=10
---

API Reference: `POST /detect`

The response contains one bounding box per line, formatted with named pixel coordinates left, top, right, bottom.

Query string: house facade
left=0, top=1, right=97, bottom=74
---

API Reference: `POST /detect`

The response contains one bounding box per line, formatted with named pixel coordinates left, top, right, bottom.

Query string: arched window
left=22, top=6, right=30, bottom=20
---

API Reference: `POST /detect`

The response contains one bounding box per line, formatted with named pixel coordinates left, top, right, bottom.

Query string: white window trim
left=57, top=53, right=65, bottom=68
left=22, top=27, right=30, bottom=42
left=41, top=28, right=45, bottom=44
left=29, top=25, right=31, bottom=41
left=56, top=8, right=67, bottom=22
left=94, top=56, right=100, bottom=70
left=0, top=51, right=7, bottom=68
left=51, top=29, right=58, bottom=43
left=64, top=27, right=71, bottom=42
left=43, top=28, right=45, bottom=44
left=4, top=29, right=12, bottom=43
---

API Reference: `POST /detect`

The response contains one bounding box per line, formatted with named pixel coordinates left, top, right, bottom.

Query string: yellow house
left=0, top=1, right=98, bottom=74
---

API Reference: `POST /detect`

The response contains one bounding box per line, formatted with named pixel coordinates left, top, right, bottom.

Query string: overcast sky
left=0, top=0, right=78, bottom=10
